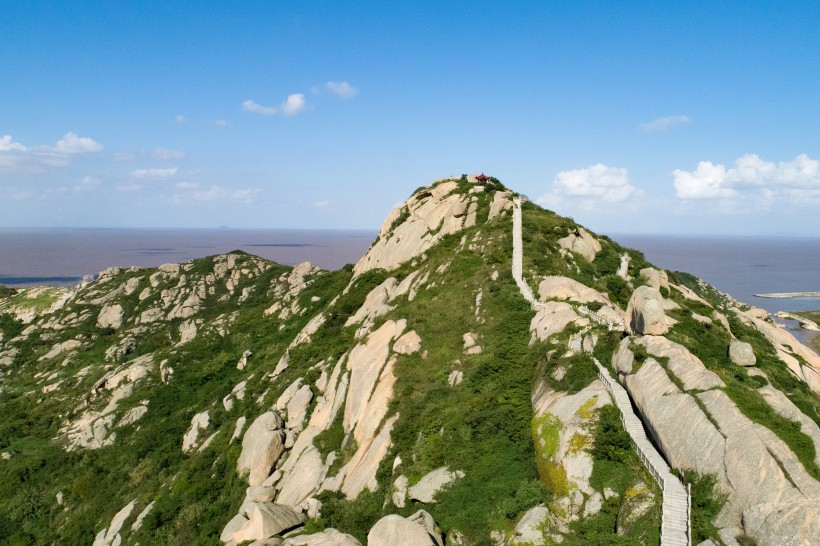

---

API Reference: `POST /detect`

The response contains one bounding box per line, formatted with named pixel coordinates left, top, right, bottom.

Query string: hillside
left=1, top=175, right=819, bottom=546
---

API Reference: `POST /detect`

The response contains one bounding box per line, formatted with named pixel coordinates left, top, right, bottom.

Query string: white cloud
left=153, top=148, right=187, bottom=161
left=175, top=181, right=199, bottom=190
left=325, top=81, right=358, bottom=100
left=0, top=132, right=102, bottom=173
left=48, top=132, right=103, bottom=154
left=211, top=119, right=229, bottom=128
left=673, top=162, right=736, bottom=199
left=673, top=154, right=820, bottom=202
left=0, top=134, right=27, bottom=152
left=640, top=115, right=691, bottom=133
left=538, top=164, right=637, bottom=207
left=131, top=167, right=178, bottom=179
left=281, top=94, right=305, bottom=116
left=311, top=199, right=331, bottom=209
left=242, top=99, right=277, bottom=115
left=175, top=115, right=188, bottom=124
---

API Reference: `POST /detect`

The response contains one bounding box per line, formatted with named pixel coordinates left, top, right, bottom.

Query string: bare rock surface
left=367, top=510, right=443, bottom=546
left=639, top=267, right=668, bottom=289
left=238, top=412, right=286, bottom=486
left=182, top=410, right=210, bottom=453
left=62, top=354, right=153, bottom=451
left=231, top=502, right=304, bottom=543
left=758, top=384, right=820, bottom=467
left=275, top=427, right=327, bottom=508
left=534, top=381, right=611, bottom=499
left=353, top=181, right=475, bottom=275
left=97, top=303, right=124, bottom=329
left=557, top=227, right=601, bottom=262
left=624, top=357, right=820, bottom=544
left=282, top=528, right=362, bottom=546
left=538, top=276, right=610, bottom=305
left=635, top=335, right=724, bottom=391
left=729, top=339, right=756, bottom=367
left=529, top=301, right=589, bottom=344
left=626, top=286, right=670, bottom=335
left=511, top=505, right=548, bottom=545
left=393, top=330, right=421, bottom=354
left=407, top=466, right=465, bottom=503
left=93, top=499, right=136, bottom=546
left=487, top=190, right=513, bottom=220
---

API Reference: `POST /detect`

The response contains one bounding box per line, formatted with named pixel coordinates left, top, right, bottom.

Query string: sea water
left=1, top=229, right=817, bottom=316
left=0, top=228, right=375, bottom=287
left=613, top=235, right=820, bottom=314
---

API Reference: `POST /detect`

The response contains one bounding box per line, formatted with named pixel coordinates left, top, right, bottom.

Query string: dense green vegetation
left=0, top=284, right=17, bottom=299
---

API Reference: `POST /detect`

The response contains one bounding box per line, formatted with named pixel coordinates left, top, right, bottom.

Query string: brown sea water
left=2, top=229, right=818, bottom=316
left=0, top=228, right=376, bottom=287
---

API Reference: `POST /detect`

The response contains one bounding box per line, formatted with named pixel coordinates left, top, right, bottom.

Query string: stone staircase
left=511, top=198, right=691, bottom=546
left=511, top=197, right=536, bottom=305
left=595, top=360, right=690, bottom=546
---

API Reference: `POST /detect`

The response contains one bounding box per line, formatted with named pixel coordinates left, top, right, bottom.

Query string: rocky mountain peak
left=0, top=175, right=818, bottom=545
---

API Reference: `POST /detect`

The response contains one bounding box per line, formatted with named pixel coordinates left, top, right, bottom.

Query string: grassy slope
left=0, top=255, right=353, bottom=545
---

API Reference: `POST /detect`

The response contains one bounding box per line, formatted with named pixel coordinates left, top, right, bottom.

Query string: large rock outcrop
left=626, top=286, right=670, bottom=335
left=537, top=276, right=610, bottom=305
left=622, top=351, right=820, bottom=544
left=367, top=510, right=443, bottom=546
left=557, top=228, right=601, bottom=262
left=237, top=412, right=286, bottom=486
left=353, top=180, right=482, bottom=275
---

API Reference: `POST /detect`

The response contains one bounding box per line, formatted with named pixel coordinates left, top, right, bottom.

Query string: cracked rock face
left=353, top=181, right=479, bottom=276
left=622, top=352, right=820, bottom=544
left=237, top=412, right=286, bottom=486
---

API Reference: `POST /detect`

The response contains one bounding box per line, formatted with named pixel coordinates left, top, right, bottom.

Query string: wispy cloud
left=175, top=115, right=188, bottom=124
left=242, top=99, right=277, bottom=116
left=173, top=183, right=258, bottom=203
left=211, top=119, right=229, bottom=128
left=153, top=148, right=187, bottom=161
left=325, top=81, right=358, bottom=100
left=674, top=153, right=820, bottom=204
left=640, top=115, right=691, bottom=133
left=281, top=94, right=306, bottom=116
left=538, top=163, right=637, bottom=208
left=311, top=199, right=331, bottom=209
left=131, top=167, right=178, bottom=179
left=74, top=176, right=102, bottom=192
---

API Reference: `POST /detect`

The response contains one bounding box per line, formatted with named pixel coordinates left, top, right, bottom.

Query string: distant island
left=754, top=291, right=820, bottom=299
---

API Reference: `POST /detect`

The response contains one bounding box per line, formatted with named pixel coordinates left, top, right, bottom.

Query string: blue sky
left=2, top=1, right=819, bottom=235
